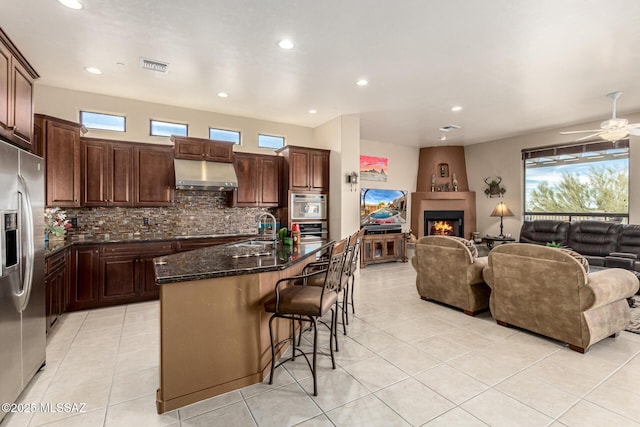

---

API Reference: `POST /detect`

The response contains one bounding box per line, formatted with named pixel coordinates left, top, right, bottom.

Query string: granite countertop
left=154, top=240, right=331, bottom=284
left=44, top=232, right=257, bottom=257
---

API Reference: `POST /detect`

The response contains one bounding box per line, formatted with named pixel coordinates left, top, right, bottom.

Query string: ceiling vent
left=439, top=124, right=462, bottom=132
left=140, top=58, right=169, bottom=73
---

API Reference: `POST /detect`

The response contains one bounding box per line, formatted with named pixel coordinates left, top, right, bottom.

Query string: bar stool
left=264, top=239, right=347, bottom=396
left=344, top=228, right=365, bottom=320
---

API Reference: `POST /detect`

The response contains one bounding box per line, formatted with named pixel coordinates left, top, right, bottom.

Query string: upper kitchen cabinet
left=36, top=115, right=82, bottom=207
left=171, top=135, right=234, bottom=162
left=134, top=144, right=174, bottom=206
left=0, top=28, right=39, bottom=152
left=233, top=152, right=281, bottom=207
left=277, top=146, right=329, bottom=192
left=82, top=138, right=134, bottom=207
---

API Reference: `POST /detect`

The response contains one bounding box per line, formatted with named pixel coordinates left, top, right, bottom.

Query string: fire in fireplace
left=424, top=210, right=464, bottom=238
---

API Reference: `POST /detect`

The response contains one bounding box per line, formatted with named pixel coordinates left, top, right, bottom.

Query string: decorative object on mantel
left=431, top=174, right=436, bottom=192
left=490, top=201, right=514, bottom=238
left=484, top=176, right=506, bottom=197
left=45, top=207, right=71, bottom=241
left=452, top=173, right=459, bottom=191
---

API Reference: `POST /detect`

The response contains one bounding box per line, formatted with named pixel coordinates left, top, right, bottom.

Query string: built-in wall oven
left=290, top=193, right=327, bottom=220
left=298, top=221, right=328, bottom=242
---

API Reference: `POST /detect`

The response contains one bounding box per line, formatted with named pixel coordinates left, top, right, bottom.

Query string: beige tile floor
left=5, top=261, right=640, bottom=426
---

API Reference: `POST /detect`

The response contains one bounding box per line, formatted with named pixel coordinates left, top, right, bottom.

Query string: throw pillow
left=559, top=248, right=590, bottom=273
left=450, top=236, right=479, bottom=258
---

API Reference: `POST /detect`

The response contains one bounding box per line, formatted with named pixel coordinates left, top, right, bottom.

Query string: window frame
left=208, top=127, right=241, bottom=145
left=79, top=110, right=126, bottom=132
left=149, top=119, right=189, bottom=137
left=522, top=139, right=630, bottom=222
left=258, top=133, right=285, bottom=149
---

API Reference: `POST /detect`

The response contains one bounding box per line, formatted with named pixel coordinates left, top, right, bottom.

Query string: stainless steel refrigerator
left=0, top=139, right=46, bottom=423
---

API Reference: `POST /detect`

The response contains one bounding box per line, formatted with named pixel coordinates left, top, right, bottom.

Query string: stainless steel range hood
left=174, top=159, right=238, bottom=191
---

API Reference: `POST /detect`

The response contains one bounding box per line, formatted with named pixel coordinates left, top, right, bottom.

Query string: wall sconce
left=346, top=172, right=358, bottom=191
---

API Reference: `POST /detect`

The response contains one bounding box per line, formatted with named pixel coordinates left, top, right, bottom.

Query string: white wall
left=314, top=115, right=361, bottom=240
left=466, top=112, right=640, bottom=238
left=34, top=85, right=315, bottom=152
left=360, top=139, right=420, bottom=233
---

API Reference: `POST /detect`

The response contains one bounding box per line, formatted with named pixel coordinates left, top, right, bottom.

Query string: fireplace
left=424, top=210, right=464, bottom=237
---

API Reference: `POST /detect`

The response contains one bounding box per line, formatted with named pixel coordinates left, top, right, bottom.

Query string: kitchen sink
left=229, top=240, right=273, bottom=248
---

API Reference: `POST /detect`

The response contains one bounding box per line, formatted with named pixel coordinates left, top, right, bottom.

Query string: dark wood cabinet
left=360, top=233, right=408, bottom=268
left=45, top=248, right=69, bottom=333
left=172, top=135, right=234, bottom=162
left=0, top=28, right=38, bottom=152
left=174, top=236, right=246, bottom=252
left=233, top=152, right=281, bottom=207
left=69, top=245, right=100, bottom=311
left=134, top=145, right=174, bottom=206
left=82, top=138, right=134, bottom=207
left=277, top=146, right=329, bottom=192
left=37, top=115, right=82, bottom=207
left=100, top=255, right=138, bottom=303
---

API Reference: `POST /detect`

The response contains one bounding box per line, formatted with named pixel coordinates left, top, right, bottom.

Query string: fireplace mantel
left=411, top=191, right=477, bottom=239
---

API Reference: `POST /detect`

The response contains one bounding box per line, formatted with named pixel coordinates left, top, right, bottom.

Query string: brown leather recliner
left=411, top=236, right=490, bottom=315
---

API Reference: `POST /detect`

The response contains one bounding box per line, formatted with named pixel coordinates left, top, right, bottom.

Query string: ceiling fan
left=560, top=91, right=640, bottom=141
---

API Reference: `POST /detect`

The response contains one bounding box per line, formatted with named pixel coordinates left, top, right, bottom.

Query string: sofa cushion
left=618, top=225, right=640, bottom=257
left=450, top=236, right=479, bottom=258
left=566, top=221, right=622, bottom=257
left=519, top=220, right=570, bottom=246
left=559, top=248, right=590, bottom=273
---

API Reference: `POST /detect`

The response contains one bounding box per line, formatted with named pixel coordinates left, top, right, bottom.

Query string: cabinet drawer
left=175, top=236, right=245, bottom=252
left=100, top=242, right=175, bottom=257
left=46, top=250, right=67, bottom=273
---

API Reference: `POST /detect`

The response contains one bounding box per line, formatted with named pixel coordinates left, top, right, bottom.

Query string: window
left=80, top=111, right=126, bottom=132
left=523, top=140, right=629, bottom=222
left=150, top=120, right=188, bottom=137
left=258, top=134, right=285, bottom=149
left=209, top=128, right=240, bottom=144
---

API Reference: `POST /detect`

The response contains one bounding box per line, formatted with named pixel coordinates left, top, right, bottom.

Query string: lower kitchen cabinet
left=45, top=248, right=70, bottom=333
left=68, top=237, right=240, bottom=311
left=360, top=233, right=408, bottom=268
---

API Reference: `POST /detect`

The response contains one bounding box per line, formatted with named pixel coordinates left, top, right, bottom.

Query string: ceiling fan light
left=602, top=129, right=629, bottom=141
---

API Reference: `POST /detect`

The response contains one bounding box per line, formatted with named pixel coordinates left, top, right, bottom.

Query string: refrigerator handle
left=16, top=174, right=34, bottom=313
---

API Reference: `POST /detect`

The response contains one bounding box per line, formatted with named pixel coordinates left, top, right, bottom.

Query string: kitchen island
left=153, top=240, right=331, bottom=414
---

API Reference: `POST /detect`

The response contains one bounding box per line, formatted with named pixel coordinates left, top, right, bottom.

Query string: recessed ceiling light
left=278, top=39, right=295, bottom=50
left=308, top=109, right=317, bottom=114
left=451, top=106, right=463, bottom=112
left=58, top=0, right=83, bottom=9
left=440, top=136, right=447, bottom=141
left=84, top=67, right=102, bottom=75
left=356, top=79, right=369, bottom=86
left=217, top=92, right=229, bottom=98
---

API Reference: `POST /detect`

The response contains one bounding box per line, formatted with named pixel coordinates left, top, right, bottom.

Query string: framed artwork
left=360, top=155, right=388, bottom=182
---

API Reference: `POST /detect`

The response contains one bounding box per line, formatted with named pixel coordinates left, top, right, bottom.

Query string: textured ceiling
left=3, top=0, right=640, bottom=146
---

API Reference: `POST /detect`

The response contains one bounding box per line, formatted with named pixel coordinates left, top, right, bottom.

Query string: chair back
left=322, top=238, right=348, bottom=296
left=346, top=229, right=365, bottom=276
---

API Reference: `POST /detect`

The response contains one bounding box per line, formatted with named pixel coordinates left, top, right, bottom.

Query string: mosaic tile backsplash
left=53, top=190, right=277, bottom=239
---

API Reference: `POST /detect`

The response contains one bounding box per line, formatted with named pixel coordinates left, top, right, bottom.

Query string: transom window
left=258, top=134, right=285, bottom=149
left=209, top=128, right=240, bottom=144
left=523, top=140, right=629, bottom=222
left=80, top=111, right=126, bottom=132
left=150, top=120, right=188, bottom=137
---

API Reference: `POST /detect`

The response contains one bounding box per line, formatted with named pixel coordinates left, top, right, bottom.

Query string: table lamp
left=490, top=201, right=514, bottom=238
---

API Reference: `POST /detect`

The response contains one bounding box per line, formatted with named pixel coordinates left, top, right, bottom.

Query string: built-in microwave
left=290, top=193, right=327, bottom=220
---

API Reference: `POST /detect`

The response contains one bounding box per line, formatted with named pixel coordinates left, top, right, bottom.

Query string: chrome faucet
left=257, top=212, right=277, bottom=242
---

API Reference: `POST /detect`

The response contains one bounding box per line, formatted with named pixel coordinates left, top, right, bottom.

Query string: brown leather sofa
left=483, top=243, right=639, bottom=352
left=519, top=220, right=640, bottom=274
left=412, top=236, right=490, bottom=315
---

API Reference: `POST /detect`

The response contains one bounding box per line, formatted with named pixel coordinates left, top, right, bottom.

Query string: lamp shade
left=490, top=202, right=514, bottom=217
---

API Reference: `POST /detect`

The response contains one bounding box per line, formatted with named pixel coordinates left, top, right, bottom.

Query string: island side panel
left=157, top=261, right=309, bottom=413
